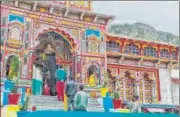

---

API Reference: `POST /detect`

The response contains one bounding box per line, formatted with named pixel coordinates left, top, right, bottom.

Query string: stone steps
left=28, top=95, right=64, bottom=111
left=28, top=88, right=104, bottom=112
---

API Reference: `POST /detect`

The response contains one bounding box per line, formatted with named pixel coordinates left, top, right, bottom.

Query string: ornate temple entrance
left=32, top=29, right=76, bottom=96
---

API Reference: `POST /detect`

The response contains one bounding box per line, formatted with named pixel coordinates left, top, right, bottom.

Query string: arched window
left=125, top=43, right=140, bottom=55
left=88, top=40, right=99, bottom=53
left=106, top=41, right=120, bottom=52
left=160, top=49, right=169, bottom=58
left=144, top=46, right=157, bottom=57
left=171, top=51, right=177, bottom=59
left=10, top=26, right=21, bottom=40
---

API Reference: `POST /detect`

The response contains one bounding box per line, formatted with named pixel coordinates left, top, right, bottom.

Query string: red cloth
left=56, top=81, right=64, bottom=101
left=43, top=84, right=50, bottom=95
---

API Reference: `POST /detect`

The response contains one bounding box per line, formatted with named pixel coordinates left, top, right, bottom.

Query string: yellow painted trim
left=11, top=10, right=23, bottom=15
left=61, top=20, right=74, bottom=26
left=44, top=17, right=55, bottom=23
left=74, top=23, right=84, bottom=28
left=28, top=14, right=39, bottom=20
left=124, top=41, right=141, bottom=48
left=10, top=22, right=24, bottom=29
left=171, top=48, right=177, bottom=52
left=142, top=44, right=158, bottom=50
left=114, top=40, right=121, bottom=45
left=39, top=8, right=46, bottom=13
left=160, top=47, right=169, bottom=52
left=89, top=25, right=98, bottom=30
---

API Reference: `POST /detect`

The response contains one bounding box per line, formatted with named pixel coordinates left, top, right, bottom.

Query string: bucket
left=103, top=97, right=113, bottom=112
left=8, top=93, right=20, bottom=105
left=113, top=99, right=122, bottom=109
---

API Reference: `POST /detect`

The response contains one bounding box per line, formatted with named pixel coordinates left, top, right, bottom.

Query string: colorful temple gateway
left=1, top=1, right=179, bottom=106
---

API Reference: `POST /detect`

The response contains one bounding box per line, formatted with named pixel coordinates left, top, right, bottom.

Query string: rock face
left=108, top=22, right=179, bottom=45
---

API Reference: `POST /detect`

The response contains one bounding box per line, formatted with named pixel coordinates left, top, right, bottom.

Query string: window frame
left=144, top=46, right=157, bottom=57
left=125, top=43, right=140, bottom=55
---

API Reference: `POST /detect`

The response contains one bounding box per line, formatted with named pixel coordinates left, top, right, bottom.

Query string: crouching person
left=74, top=84, right=88, bottom=112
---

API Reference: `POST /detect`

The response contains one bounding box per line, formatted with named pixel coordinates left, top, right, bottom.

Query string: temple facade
left=0, top=1, right=179, bottom=105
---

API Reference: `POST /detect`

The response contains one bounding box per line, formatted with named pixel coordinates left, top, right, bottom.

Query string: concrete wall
left=158, top=69, right=172, bottom=104
left=171, top=69, right=179, bottom=105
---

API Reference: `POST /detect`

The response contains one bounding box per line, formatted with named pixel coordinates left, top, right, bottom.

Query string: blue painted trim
left=86, top=29, right=100, bottom=38
left=9, top=14, right=24, bottom=23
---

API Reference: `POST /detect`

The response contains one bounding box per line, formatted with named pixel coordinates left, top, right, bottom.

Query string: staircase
left=28, top=95, right=64, bottom=111
left=87, top=98, right=104, bottom=112
left=28, top=88, right=104, bottom=112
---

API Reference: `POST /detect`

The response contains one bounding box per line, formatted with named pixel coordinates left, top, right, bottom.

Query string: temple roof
left=107, top=21, right=179, bottom=46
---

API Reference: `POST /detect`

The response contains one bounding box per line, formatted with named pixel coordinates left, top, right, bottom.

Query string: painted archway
left=32, top=28, right=77, bottom=95
left=35, top=28, right=77, bottom=53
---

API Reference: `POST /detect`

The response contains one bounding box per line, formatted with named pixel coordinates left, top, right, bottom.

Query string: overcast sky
left=93, top=1, right=179, bottom=36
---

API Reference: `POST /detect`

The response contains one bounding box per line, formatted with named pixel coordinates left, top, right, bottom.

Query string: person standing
left=65, top=76, right=78, bottom=111
left=130, top=95, right=141, bottom=113
left=74, top=84, right=88, bottom=112
left=55, top=65, right=67, bottom=101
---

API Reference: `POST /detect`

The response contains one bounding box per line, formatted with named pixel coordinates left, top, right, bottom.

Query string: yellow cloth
left=89, top=75, right=95, bottom=86
left=64, top=94, right=68, bottom=111
left=118, top=109, right=130, bottom=113
left=6, top=105, right=20, bottom=117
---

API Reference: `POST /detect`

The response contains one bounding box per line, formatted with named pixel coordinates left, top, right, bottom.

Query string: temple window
left=160, top=49, right=170, bottom=58
left=144, top=46, right=157, bottom=57
left=125, top=43, right=140, bottom=55
left=171, top=51, right=177, bottom=59
left=106, top=41, right=120, bottom=52
left=10, top=26, right=22, bottom=40
left=88, top=40, right=99, bottom=53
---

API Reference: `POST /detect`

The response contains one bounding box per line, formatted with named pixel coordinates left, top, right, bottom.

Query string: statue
left=88, top=72, right=95, bottom=87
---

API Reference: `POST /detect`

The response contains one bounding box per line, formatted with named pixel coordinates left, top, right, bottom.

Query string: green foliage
left=11, top=79, right=19, bottom=94
left=114, top=92, right=120, bottom=99
left=11, top=86, right=18, bottom=94
left=20, top=95, right=29, bottom=111
left=8, top=56, right=20, bottom=80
